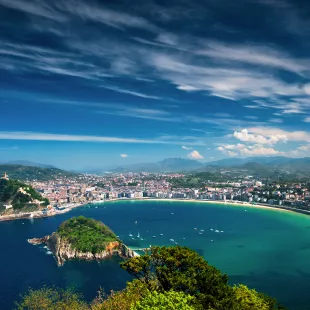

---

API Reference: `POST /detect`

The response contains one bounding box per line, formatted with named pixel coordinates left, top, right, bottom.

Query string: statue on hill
left=0, top=172, right=9, bottom=180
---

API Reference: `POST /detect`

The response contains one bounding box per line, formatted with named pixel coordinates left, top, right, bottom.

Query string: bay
left=1, top=200, right=310, bottom=309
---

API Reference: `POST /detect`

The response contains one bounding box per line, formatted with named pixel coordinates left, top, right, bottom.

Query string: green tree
left=121, top=246, right=236, bottom=309
left=131, top=290, right=196, bottom=310
left=15, top=287, right=88, bottom=310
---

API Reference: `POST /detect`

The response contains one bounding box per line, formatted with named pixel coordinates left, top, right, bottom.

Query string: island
left=28, top=216, right=138, bottom=266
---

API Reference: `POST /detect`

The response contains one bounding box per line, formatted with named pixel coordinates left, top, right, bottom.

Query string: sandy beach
left=0, top=197, right=307, bottom=222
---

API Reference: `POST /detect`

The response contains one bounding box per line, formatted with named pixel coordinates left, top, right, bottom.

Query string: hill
left=110, top=158, right=203, bottom=173
left=4, top=160, right=56, bottom=169
left=28, top=216, right=136, bottom=266
left=0, top=178, right=49, bottom=213
left=0, top=165, right=80, bottom=181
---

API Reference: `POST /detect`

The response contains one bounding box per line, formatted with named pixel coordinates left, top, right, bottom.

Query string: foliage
left=0, top=179, right=49, bottom=212
left=15, top=246, right=286, bottom=310
left=121, top=246, right=236, bottom=309
left=131, top=290, right=196, bottom=310
left=233, top=285, right=269, bottom=310
left=57, top=216, right=119, bottom=254
left=15, top=287, right=88, bottom=310
left=91, top=280, right=149, bottom=310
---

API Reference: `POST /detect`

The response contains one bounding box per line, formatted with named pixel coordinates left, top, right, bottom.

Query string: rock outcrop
left=28, top=233, right=138, bottom=266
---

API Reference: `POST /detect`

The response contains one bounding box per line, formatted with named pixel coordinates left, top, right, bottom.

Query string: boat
left=220, top=231, right=224, bottom=233
left=210, top=228, right=213, bottom=231
left=199, top=232, right=203, bottom=235
left=170, top=238, right=175, bottom=242
left=215, top=230, right=220, bottom=233
left=137, top=232, right=140, bottom=238
left=194, top=228, right=197, bottom=230
left=129, top=233, right=133, bottom=237
left=200, top=229, right=204, bottom=232
left=135, top=220, right=138, bottom=224
left=160, top=233, right=163, bottom=236
left=171, top=212, right=174, bottom=215
left=152, top=236, right=156, bottom=238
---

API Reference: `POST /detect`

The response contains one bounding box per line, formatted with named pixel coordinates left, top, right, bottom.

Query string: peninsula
left=28, top=216, right=138, bottom=266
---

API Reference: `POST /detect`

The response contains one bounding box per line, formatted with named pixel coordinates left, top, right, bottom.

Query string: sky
left=0, top=0, right=310, bottom=170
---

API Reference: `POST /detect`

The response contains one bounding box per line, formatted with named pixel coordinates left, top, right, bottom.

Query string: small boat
left=215, top=230, right=220, bottom=233
left=170, top=238, right=175, bottom=242
left=153, top=236, right=156, bottom=238
left=160, top=233, right=163, bottom=236
left=132, top=237, right=135, bottom=240
left=210, top=229, right=213, bottom=231
left=200, top=229, right=204, bottom=232
left=135, top=220, right=138, bottom=224
left=171, top=212, right=174, bottom=215
left=199, top=232, right=203, bottom=235
left=194, top=228, right=197, bottom=230
left=211, top=240, right=214, bottom=242
left=140, top=238, right=144, bottom=241
left=137, top=232, right=140, bottom=238
left=220, top=231, right=224, bottom=233
left=182, top=237, right=186, bottom=240
left=129, top=233, right=133, bottom=237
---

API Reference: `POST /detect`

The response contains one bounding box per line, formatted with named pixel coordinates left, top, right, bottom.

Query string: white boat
left=170, top=238, right=174, bottom=242
left=153, top=236, right=156, bottom=238
left=215, top=230, right=220, bottom=233
left=129, top=233, right=133, bottom=237
left=200, top=229, right=204, bottom=232
left=194, top=228, right=197, bottom=230
left=160, top=233, right=163, bottom=236
left=199, top=232, right=203, bottom=235
left=137, top=232, right=140, bottom=238
left=210, top=228, right=213, bottom=231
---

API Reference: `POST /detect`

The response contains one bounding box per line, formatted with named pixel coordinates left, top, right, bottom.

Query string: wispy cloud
left=101, top=85, right=162, bottom=100
left=120, top=154, right=129, bottom=158
left=0, top=131, right=205, bottom=146
left=182, top=146, right=193, bottom=150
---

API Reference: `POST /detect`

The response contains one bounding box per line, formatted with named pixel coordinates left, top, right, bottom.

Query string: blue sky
left=0, top=0, right=309, bottom=169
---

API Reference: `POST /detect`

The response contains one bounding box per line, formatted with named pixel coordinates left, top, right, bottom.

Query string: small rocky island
left=28, top=216, right=138, bottom=266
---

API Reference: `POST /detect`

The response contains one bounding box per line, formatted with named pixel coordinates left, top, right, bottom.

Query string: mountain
left=205, top=156, right=293, bottom=167
left=0, top=178, right=49, bottom=213
left=4, top=160, right=56, bottom=169
left=109, top=158, right=204, bottom=173
left=0, top=165, right=80, bottom=181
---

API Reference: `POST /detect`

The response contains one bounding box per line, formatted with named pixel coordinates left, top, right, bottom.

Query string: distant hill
left=0, top=165, right=80, bottom=181
left=0, top=178, right=49, bottom=213
left=110, top=158, right=204, bottom=173
left=205, top=156, right=293, bottom=167
left=4, top=160, right=56, bottom=169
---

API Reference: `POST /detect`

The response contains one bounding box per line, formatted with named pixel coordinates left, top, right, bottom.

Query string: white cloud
left=182, top=146, right=193, bottom=150
left=233, top=128, right=287, bottom=145
left=248, top=127, right=310, bottom=142
left=120, top=154, right=129, bottom=158
left=0, top=131, right=203, bottom=145
left=187, top=150, right=204, bottom=159
left=197, top=41, right=307, bottom=75
left=304, top=117, right=310, bottom=123
left=218, top=143, right=279, bottom=156
left=177, top=85, right=199, bottom=91
left=101, top=85, right=162, bottom=100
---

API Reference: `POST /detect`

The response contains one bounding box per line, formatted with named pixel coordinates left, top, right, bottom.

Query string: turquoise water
left=1, top=200, right=310, bottom=309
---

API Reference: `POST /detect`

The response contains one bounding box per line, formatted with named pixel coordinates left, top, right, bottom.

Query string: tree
left=131, top=291, right=196, bottom=310
left=15, top=287, right=88, bottom=310
left=121, top=246, right=236, bottom=309
left=233, top=285, right=269, bottom=310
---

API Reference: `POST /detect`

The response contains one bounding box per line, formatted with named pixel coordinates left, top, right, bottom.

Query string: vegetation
left=16, top=246, right=286, bottom=310
left=57, top=216, right=120, bottom=254
left=0, top=165, right=79, bottom=181
left=0, top=179, right=49, bottom=213
left=15, top=287, right=88, bottom=310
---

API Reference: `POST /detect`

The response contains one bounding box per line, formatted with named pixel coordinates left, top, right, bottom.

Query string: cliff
left=28, top=233, right=138, bottom=266
left=28, top=216, right=139, bottom=266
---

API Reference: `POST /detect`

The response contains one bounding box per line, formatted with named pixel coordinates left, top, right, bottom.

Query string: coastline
left=0, top=197, right=309, bottom=222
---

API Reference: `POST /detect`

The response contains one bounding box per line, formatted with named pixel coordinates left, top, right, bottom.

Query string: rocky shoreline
left=28, top=233, right=139, bottom=266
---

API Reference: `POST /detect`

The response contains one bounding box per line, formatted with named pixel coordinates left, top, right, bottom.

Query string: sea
left=1, top=200, right=310, bottom=310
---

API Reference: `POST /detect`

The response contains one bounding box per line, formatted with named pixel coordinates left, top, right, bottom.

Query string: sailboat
left=137, top=232, right=140, bottom=238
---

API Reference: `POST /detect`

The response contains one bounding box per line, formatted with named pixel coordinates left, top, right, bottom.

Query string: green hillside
left=0, top=164, right=79, bottom=181
left=0, top=178, right=49, bottom=214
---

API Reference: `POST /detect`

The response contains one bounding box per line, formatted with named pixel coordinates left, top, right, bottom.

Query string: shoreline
left=0, top=197, right=309, bottom=222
